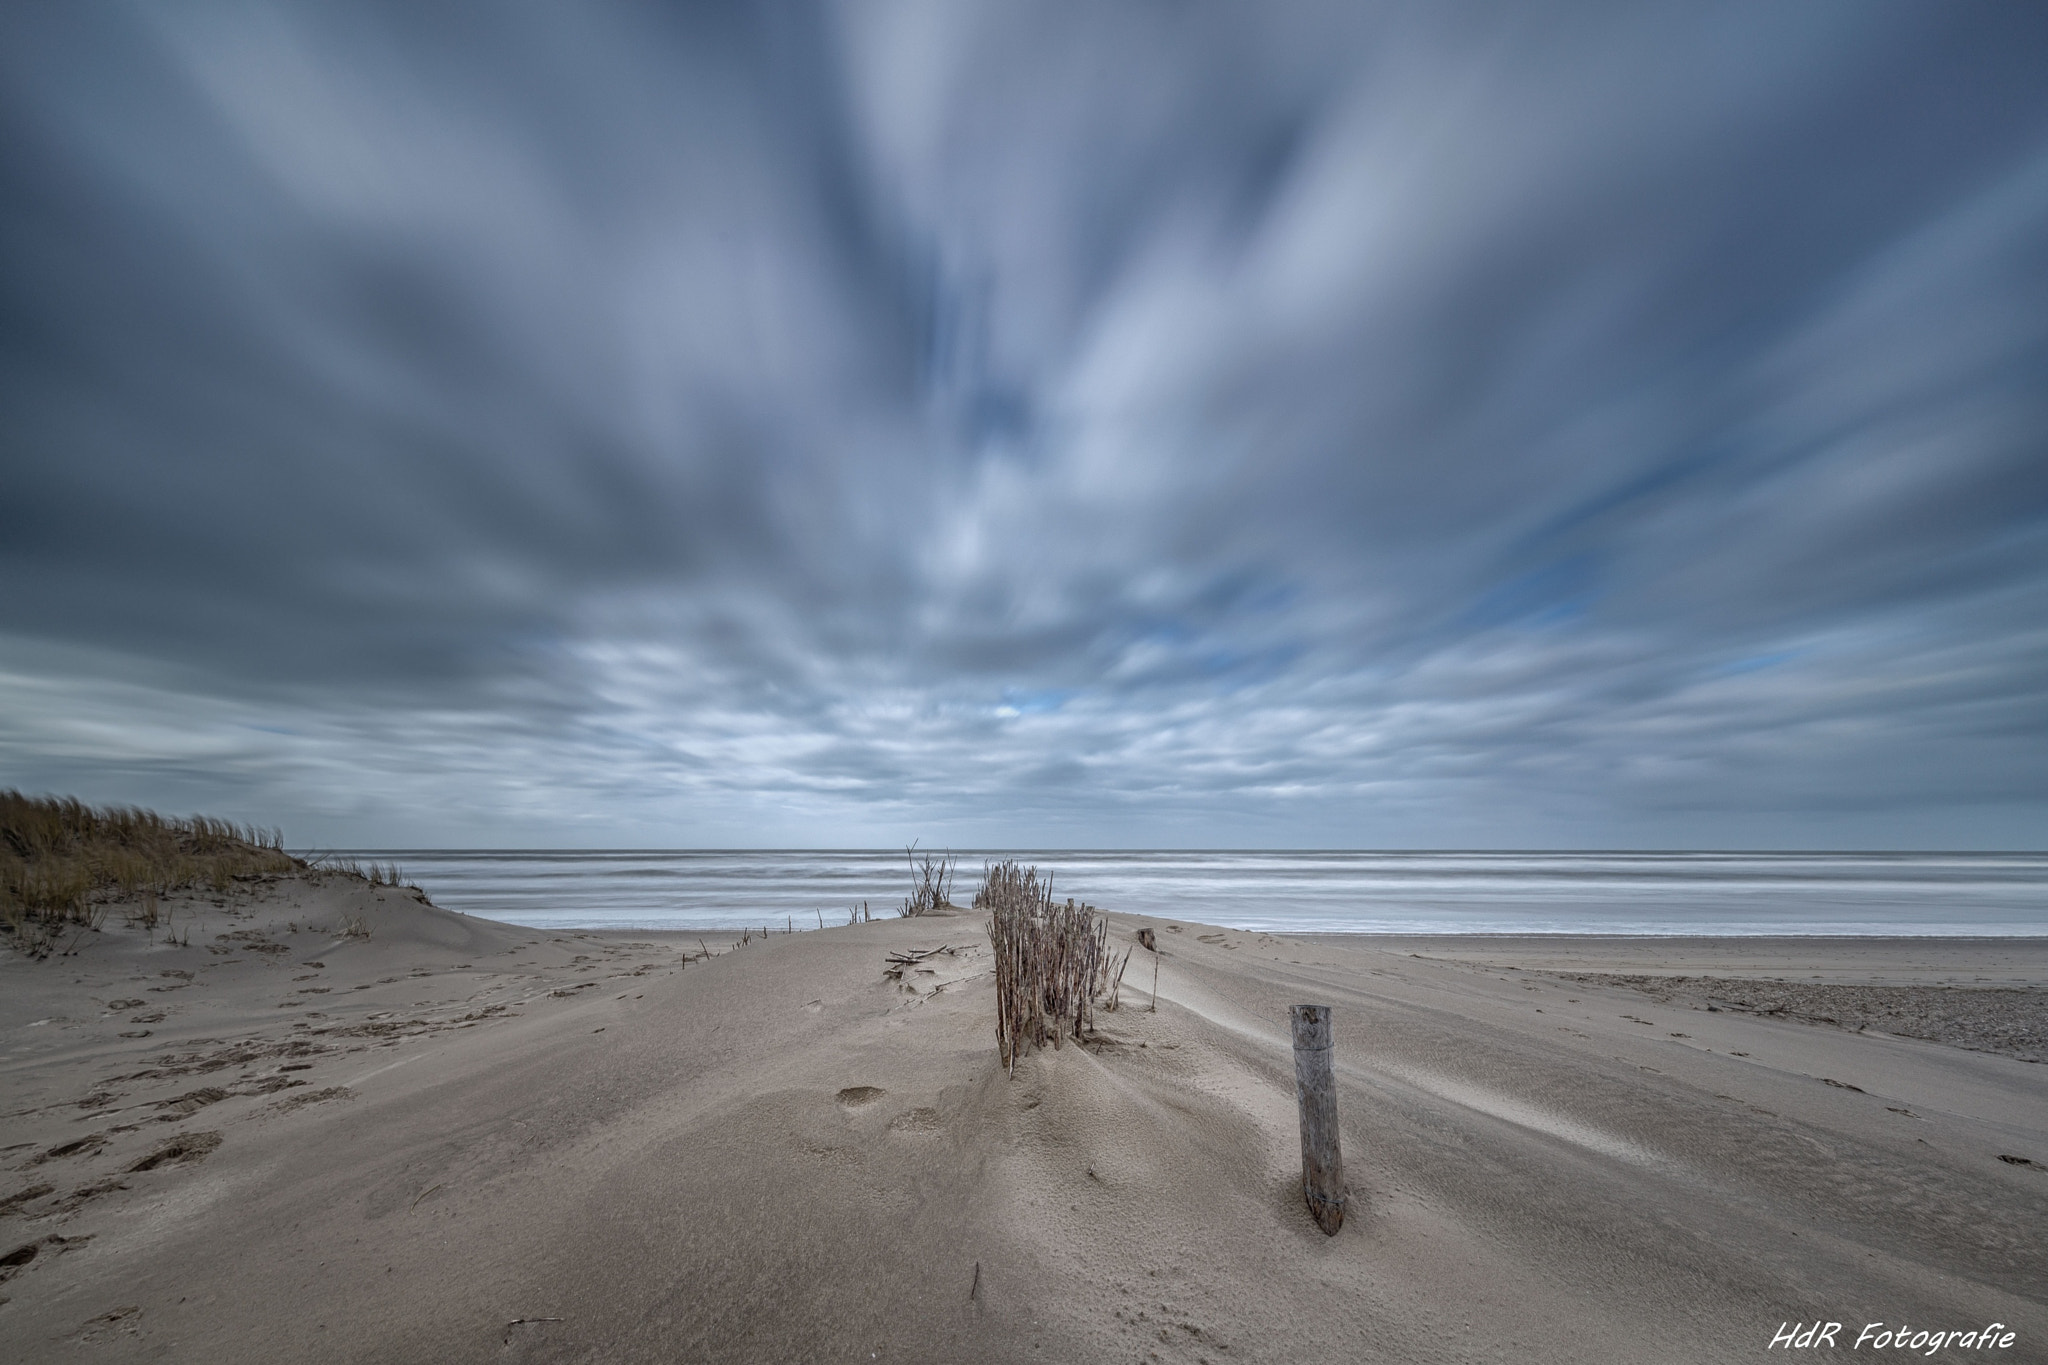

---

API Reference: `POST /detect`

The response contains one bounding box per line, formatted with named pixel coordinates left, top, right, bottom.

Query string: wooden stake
left=1290, top=1003, right=1345, bottom=1235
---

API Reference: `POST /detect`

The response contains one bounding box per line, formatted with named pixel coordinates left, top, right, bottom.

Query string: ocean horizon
left=311, top=849, right=2048, bottom=937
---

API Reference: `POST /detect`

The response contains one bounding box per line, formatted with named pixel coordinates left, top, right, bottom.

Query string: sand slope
left=3, top=882, right=2045, bottom=1362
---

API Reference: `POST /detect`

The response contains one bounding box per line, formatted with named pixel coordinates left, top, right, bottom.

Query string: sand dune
left=3, top=880, right=2044, bottom=1362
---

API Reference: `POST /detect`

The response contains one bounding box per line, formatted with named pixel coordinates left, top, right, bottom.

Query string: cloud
left=2, top=0, right=2045, bottom=847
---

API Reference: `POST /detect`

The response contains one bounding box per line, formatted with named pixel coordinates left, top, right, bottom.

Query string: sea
left=314, top=850, right=2048, bottom=937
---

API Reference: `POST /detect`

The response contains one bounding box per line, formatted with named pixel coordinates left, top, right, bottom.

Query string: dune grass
left=1, top=791, right=301, bottom=958
left=309, top=853, right=408, bottom=888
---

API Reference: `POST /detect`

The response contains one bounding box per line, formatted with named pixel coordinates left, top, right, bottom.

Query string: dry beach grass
left=1, top=793, right=298, bottom=957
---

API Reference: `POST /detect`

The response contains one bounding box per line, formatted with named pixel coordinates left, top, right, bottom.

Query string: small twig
left=507, top=1317, right=564, bottom=1327
left=969, top=1261, right=981, bottom=1301
left=409, top=1182, right=443, bottom=1213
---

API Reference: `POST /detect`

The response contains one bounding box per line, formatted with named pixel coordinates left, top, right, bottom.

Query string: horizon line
left=293, top=846, right=2048, bottom=857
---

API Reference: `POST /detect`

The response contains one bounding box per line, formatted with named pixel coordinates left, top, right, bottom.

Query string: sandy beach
left=3, top=876, right=2044, bottom=1363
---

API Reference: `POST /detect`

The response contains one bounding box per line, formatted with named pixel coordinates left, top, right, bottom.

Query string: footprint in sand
left=126, top=1130, right=222, bottom=1172
left=1, top=1241, right=43, bottom=1286
left=30, top=1134, right=107, bottom=1165
left=835, top=1086, right=885, bottom=1109
left=887, top=1108, right=942, bottom=1134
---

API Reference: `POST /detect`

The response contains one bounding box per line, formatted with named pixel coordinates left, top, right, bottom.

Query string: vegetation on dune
left=1, top=791, right=301, bottom=957
left=898, top=843, right=956, bottom=917
left=313, top=855, right=410, bottom=888
left=980, top=860, right=1131, bottom=1072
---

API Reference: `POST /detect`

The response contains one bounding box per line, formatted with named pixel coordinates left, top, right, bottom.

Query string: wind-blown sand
left=3, top=878, right=2044, bottom=1362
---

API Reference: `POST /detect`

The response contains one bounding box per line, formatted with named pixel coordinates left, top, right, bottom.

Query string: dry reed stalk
left=979, top=861, right=1126, bottom=1073
left=899, top=843, right=956, bottom=917
left=1103, top=946, right=1133, bottom=1012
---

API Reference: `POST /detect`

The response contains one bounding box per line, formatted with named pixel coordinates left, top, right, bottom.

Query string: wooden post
left=1290, top=1003, right=1345, bottom=1235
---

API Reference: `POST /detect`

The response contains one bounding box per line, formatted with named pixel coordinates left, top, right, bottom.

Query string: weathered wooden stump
left=1290, top=1003, right=1345, bottom=1235
left=1139, top=928, right=1160, bottom=1011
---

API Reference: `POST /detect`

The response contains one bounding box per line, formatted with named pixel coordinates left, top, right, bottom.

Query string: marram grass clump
left=1, top=790, right=299, bottom=957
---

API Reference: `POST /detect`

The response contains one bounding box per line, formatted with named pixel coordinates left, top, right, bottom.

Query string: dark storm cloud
left=2, top=1, right=2045, bottom=847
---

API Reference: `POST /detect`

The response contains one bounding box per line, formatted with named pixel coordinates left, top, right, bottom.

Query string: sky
left=2, top=2, right=2046, bottom=851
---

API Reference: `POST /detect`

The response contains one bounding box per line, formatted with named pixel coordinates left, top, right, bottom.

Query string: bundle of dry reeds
left=899, top=843, right=955, bottom=917
left=979, top=861, right=1131, bottom=1073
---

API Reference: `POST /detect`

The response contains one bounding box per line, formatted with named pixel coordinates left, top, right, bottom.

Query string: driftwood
left=1290, top=1003, right=1345, bottom=1235
left=883, top=944, right=955, bottom=980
